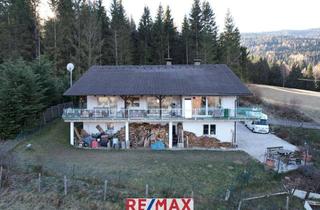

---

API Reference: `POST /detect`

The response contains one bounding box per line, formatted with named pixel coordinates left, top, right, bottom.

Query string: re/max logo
left=125, top=198, right=194, bottom=210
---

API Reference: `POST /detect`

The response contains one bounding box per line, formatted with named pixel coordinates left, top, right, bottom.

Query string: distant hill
left=241, top=28, right=320, bottom=64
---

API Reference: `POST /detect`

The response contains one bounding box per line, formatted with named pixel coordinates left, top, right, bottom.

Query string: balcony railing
left=62, top=107, right=262, bottom=121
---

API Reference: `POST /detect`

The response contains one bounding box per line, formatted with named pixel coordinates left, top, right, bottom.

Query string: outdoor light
left=67, top=63, right=74, bottom=87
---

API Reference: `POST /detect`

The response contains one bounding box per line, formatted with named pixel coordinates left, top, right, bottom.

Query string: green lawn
left=7, top=120, right=304, bottom=209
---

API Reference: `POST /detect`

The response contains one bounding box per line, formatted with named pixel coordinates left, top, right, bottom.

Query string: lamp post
left=67, top=63, right=74, bottom=87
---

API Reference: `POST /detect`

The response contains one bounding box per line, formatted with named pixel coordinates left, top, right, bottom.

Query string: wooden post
left=38, top=173, right=41, bottom=192
left=64, top=176, right=67, bottom=196
left=70, top=122, right=74, bottom=146
left=169, top=122, right=173, bottom=149
left=145, top=184, right=148, bottom=198
left=0, top=166, right=3, bottom=189
left=156, top=96, right=165, bottom=119
left=286, top=195, right=289, bottom=210
left=104, top=180, right=108, bottom=201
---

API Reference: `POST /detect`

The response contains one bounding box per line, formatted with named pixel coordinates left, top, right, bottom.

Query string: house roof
left=64, top=64, right=251, bottom=96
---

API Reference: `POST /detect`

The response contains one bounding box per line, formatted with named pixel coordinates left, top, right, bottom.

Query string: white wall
left=183, top=121, right=234, bottom=142
left=221, top=96, right=236, bottom=116
left=83, top=122, right=125, bottom=134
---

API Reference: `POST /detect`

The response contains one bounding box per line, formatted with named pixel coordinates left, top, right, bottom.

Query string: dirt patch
left=184, top=131, right=232, bottom=148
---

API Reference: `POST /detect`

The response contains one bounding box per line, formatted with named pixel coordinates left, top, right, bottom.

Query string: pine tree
left=219, top=9, right=241, bottom=66
left=200, top=1, right=218, bottom=63
left=0, top=60, right=44, bottom=139
left=189, top=0, right=202, bottom=61
left=138, top=6, right=153, bottom=64
left=0, top=0, right=38, bottom=61
left=77, top=1, right=104, bottom=73
left=96, top=0, right=112, bottom=65
left=152, top=5, right=165, bottom=64
left=110, top=0, right=132, bottom=65
left=181, top=16, right=191, bottom=64
left=163, top=6, right=177, bottom=60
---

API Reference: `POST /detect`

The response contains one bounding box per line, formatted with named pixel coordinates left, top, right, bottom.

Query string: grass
left=4, top=120, right=305, bottom=209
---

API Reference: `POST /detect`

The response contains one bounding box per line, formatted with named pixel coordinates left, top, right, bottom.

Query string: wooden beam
left=156, top=96, right=165, bottom=118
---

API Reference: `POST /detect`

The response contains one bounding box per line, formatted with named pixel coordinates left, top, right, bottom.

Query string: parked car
left=245, top=113, right=270, bottom=134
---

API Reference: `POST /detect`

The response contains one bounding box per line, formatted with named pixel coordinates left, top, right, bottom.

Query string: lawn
left=5, top=120, right=304, bottom=209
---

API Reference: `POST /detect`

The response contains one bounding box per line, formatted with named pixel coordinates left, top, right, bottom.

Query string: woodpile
left=184, top=131, right=232, bottom=148
left=115, top=123, right=169, bottom=148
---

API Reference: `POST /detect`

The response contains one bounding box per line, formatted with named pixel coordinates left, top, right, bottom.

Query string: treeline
left=247, top=57, right=320, bottom=91
left=0, top=0, right=246, bottom=79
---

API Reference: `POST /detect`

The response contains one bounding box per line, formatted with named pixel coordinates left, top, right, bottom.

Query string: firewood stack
left=114, top=123, right=169, bottom=148
left=184, top=131, right=232, bottom=148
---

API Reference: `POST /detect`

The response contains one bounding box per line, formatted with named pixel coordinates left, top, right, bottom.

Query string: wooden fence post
left=104, top=180, right=108, bottom=201
left=0, top=166, right=3, bottom=189
left=64, top=175, right=67, bottom=196
left=145, top=184, right=148, bottom=198
left=286, top=195, right=289, bottom=210
left=38, top=173, right=41, bottom=192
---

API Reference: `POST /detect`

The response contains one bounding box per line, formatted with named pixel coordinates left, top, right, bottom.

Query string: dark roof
left=64, top=64, right=251, bottom=96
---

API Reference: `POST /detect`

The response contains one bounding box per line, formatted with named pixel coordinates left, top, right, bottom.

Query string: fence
left=14, top=102, right=72, bottom=141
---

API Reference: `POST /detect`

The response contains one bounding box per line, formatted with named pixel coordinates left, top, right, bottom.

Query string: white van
left=245, top=113, right=270, bottom=134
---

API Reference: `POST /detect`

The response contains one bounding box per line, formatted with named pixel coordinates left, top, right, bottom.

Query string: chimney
left=194, top=58, right=201, bottom=65
left=165, top=58, right=172, bottom=65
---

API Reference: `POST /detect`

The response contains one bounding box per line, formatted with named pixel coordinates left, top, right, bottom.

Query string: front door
left=184, top=98, right=192, bottom=118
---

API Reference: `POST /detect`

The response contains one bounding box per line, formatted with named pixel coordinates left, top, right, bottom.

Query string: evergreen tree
left=129, top=17, right=140, bottom=65
left=200, top=1, right=218, bottom=63
left=286, top=64, right=304, bottom=89
left=0, top=0, right=38, bottom=61
left=110, top=0, right=132, bottom=65
left=189, top=0, right=202, bottom=61
left=152, top=5, right=165, bottom=64
left=181, top=16, right=191, bottom=64
left=55, top=0, right=75, bottom=74
left=96, top=0, right=112, bottom=65
left=138, top=6, right=153, bottom=64
left=0, top=60, right=44, bottom=139
left=163, top=6, right=177, bottom=61
left=219, top=9, right=241, bottom=66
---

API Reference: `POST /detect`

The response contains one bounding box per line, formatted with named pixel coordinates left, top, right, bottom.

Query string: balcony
left=62, top=107, right=262, bottom=121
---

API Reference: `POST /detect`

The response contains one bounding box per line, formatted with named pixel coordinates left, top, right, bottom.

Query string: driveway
left=237, top=123, right=297, bottom=162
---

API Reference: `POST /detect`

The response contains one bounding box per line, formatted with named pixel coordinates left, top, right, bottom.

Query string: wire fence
left=14, top=102, right=72, bottom=141
left=0, top=156, right=302, bottom=210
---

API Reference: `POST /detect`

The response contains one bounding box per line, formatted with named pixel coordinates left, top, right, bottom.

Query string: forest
left=0, top=0, right=319, bottom=139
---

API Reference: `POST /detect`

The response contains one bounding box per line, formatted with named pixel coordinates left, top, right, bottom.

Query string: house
left=62, top=63, right=261, bottom=149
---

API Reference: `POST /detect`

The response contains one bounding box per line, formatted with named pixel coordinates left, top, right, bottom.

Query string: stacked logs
left=184, top=131, right=232, bottom=148
left=115, top=123, right=169, bottom=148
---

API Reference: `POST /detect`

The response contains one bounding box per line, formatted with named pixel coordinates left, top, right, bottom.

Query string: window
left=207, top=96, right=220, bottom=108
left=210, top=124, right=216, bottom=135
left=203, top=124, right=209, bottom=135
left=97, top=96, right=117, bottom=108
left=203, top=124, right=216, bottom=135
left=127, top=97, right=140, bottom=108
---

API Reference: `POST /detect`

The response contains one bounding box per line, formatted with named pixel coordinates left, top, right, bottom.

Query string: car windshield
left=257, top=119, right=268, bottom=125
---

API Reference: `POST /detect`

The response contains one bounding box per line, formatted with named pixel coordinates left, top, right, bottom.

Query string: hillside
left=247, top=84, right=320, bottom=123
left=242, top=28, right=320, bottom=64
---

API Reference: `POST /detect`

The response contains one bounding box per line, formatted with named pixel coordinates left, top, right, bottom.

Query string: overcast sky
left=39, top=0, right=320, bottom=33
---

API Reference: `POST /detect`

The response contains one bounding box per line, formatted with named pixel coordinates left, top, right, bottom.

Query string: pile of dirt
left=184, top=131, right=232, bottom=148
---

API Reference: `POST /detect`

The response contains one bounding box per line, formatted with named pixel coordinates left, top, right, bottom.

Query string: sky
left=39, top=0, right=320, bottom=33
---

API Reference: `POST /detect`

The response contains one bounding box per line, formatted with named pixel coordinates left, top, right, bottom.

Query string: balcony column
left=125, top=121, right=129, bottom=142
left=168, top=121, right=173, bottom=149
left=70, top=121, right=74, bottom=146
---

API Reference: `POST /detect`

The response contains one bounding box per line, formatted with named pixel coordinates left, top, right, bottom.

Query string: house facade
left=63, top=64, right=261, bottom=149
